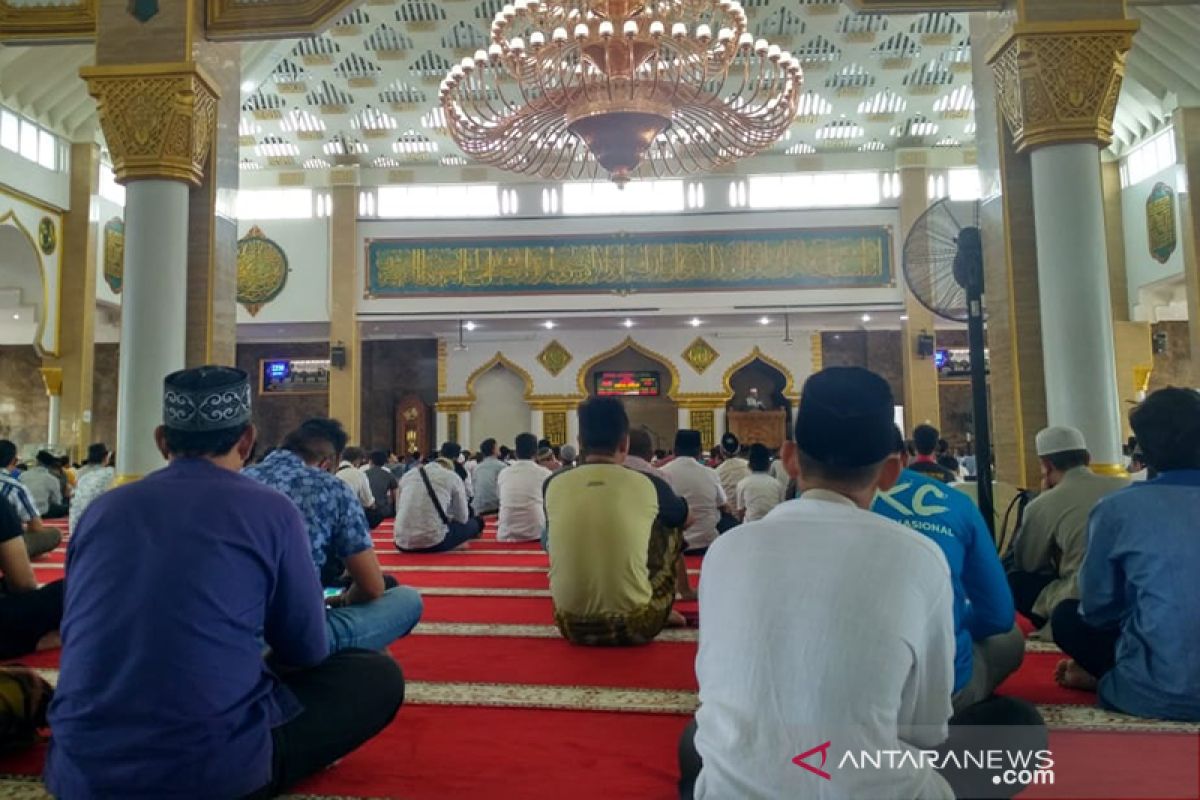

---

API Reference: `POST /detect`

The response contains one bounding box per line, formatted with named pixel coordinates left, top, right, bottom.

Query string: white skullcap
left=1036, top=426, right=1088, bottom=457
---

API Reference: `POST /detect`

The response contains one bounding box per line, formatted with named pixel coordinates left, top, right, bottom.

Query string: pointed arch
left=575, top=337, right=682, bottom=400
left=721, top=346, right=797, bottom=398
left=465, top=351, right=535, bottom=401
left=0, top=209, right=50, bottom=357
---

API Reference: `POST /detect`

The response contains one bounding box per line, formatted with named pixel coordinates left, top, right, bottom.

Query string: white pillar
left=436, top=411, right=449, bottom=446
left=458, top=410, right=472, bottom=450
left=530, top=409, right=544, bottom=440
left=1030, top=143, right=1123, bottom=466
left=677, top=408, right=691, bottom=432
left=47, top=395, right=61, bottom=448
left=712, top=406, right=727, bottom=441
left=567, top=409, right=580, bottom=448
left=115, top=180, right=190, bottom=481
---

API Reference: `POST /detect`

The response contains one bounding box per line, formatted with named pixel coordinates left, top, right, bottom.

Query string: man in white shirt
left=394, top=457, right=482, bottom=552
left=682, top=366, right=1045, bottom=800
left=0, top=440, right=59, bottom=559
left=497, top=433, right=552, bottom=543
left=20, top=451, right=66, bottom=518
left=714, top=433, right=749, bottom=502
left=472, top=439, right=505, bottom=514
left=626, top=429, right=696, bottom=601
left=734, top=443, right=784, bottom=522
left=662, top=430, right=731, bottom=552
left=336, top=446, right=381, bottom=528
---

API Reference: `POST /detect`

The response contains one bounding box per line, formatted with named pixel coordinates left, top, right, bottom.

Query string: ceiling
left=0, top=1, right=1198, bottom=179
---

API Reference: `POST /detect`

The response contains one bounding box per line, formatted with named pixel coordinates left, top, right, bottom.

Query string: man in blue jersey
left=873, top=427, right=1023, bottom=711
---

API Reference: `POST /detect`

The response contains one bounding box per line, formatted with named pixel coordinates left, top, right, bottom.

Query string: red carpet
left=996, top=652, right=1100, bottom=706
left=421, top=596, right=559, bottom=624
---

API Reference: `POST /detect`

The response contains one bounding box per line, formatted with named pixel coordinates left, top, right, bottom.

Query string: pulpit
left=395, top=394, right=430, bottom=456
left=727, top=410, right=787, bottom=450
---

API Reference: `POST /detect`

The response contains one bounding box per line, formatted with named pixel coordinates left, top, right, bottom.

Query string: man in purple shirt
left=47, top=366, right=404, bottom=799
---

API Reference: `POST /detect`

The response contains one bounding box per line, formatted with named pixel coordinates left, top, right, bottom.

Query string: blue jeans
left=325, top=586, right=423, bottom=655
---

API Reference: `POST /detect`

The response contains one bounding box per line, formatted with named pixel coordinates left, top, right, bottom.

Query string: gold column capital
left=38, top=366, right=63, bottom=397
left=81, top=61, right=220, bottom=186
left=987, top=20, right=1138, bottom=154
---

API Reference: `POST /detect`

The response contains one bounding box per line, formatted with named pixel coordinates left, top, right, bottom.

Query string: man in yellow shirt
left=545, top=396, right=689, bottom=645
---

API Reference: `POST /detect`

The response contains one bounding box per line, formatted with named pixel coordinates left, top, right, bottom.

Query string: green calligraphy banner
left=366, top=227, right=893, bottom=296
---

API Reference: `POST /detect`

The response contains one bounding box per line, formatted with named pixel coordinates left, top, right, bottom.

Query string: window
left=0, top=106, right=63, bottom=171
left=947, top=168, right=982, bottom=201
left=561, top=179, right=684, bottom=215
left=1120, top=127, right=1176, bottom=188
left=0, top=110, right=18, bottom=152
left=37, top=130, right=56, bottom=170
left=98, top=162, right=126, bottom=207
left=376, top=184, right=499, bottom=218
left=19, top=119, right=38, bottom=162
left=235, top=188, right=315, bottom=220
left=749, top=171, right=881, bottom=209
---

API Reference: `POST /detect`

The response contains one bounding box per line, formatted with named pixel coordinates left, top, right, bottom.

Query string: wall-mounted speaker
left=916, top=331, right=936, bottom=359
left=330, top=343, right=347, bottom=369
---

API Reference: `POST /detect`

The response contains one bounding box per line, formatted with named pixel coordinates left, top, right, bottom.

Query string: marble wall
left=90, top=343, right=119, bottom=453
left=235, top=342, right=330, bottom=451
left=820, top=331, right=904, bottom=402
left=360, top=339, right=439, bottom=453
left=1149, top=321, right=1193, bottom=392
left=0, top=346, right=48, bottom=452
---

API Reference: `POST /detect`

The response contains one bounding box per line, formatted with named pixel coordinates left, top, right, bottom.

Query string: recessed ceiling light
left=240, top=80, right=256, bottom=93
left=11, top=314, right=18, bottom=320
left=759, top=316, right=771, bottom=326
left=622, top=319, right=635, bottom=328
left=861, top=313, right=872, bottom=323
left=688, top=318, right=702, bottom=328
left=464, top=321, right=477, bottom=332
left=543, top=321, right=556, bottom=330
left=900, top=314, right=909, bottom=322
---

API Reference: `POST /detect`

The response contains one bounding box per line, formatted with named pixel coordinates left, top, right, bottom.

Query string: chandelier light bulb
left=441, top=0, right=803, bottom=185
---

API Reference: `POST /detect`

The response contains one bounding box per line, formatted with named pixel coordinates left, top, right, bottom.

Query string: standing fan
left=902, top=198, right=995, bottom=539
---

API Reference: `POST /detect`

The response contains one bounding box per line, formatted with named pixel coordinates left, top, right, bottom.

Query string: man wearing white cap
left=1006, top=425, right=1128, bottom=631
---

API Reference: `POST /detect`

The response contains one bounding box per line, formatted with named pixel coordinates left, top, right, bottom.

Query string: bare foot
left=666, top=609, right=688, bottom=628
left=1055, top=658, right=1099, bottom=692
left=36, top=631, right=61, bottom=651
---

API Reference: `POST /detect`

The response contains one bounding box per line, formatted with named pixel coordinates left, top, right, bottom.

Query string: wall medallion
left=103, top=217, right=125, bottom=294
left=682, top=337, right=719, bottom=375
left=237, top=225, right=290, bottom=316
left=1146, top=181, right=1177, bottom=265
left=537, top=340, right=573, bottom=377
left=37, top=217, right=56, bottom=256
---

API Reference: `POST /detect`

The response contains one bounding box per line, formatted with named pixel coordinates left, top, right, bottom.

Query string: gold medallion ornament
left=1146, top=182, right=1177, bottom=265
left=682, top=337, right=720, bottom=375
left=537, top=340, right=573, bottom=377
left=103, top=217, right=124, bottom=294
left=37, top=217, right=56, bottom=255
left=237, top=226, right=290, bottom=316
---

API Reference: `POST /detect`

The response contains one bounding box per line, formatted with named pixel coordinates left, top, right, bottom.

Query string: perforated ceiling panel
left=238, top=1, right=977, bottom=175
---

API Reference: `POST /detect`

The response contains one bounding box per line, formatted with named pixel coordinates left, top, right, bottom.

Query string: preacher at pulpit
left=743, top=387, right=765, bottom=411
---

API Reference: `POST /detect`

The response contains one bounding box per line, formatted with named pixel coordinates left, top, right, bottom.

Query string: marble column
left=896, top=154, right=940, bottom=431
left=38, top=368, right=63, bottom=448
left=81, top=63, right=219, bottom=483
left=989, top=18, right=1138, bottom=472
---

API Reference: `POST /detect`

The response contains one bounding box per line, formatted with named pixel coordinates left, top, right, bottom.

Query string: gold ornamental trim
left=206, top=0, right=367, bottom=41
left=528, top=394, right=586, bottom=412
left=536, top=340, right=573, bottom=377
left=721, top=346, right=798, bottom=398
left=38, top=367, right=63, bottom=397
left=681, top=337, right=720, bottom=376
left=675, top=393, right=734, bottom=411
left=81, top=62, right=220, bottom=187
left=0, top=0, right=96, bottom=43
left=464, top=352, right=535, bottom=401
left=988, top=20, right=1138, bottom=154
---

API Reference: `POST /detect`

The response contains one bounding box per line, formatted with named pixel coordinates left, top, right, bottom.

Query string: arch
left=722, top=346, right=798, bottom=398
left=465, top=351, right=535, bottom=401
left=575, top=337, right=681, bottom=400
left=0, top=209, right=50, bottom=357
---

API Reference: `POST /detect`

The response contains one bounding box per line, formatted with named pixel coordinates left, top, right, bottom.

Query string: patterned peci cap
left=163, top=365, right=252, bottom=432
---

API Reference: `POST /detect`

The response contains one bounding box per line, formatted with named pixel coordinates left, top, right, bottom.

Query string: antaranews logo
left=793, top=743, right=1055, bottom=789
left=792, top=742, right=833, bottom=781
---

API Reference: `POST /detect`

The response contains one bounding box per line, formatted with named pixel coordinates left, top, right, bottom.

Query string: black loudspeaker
left=1152, top=330, right=1169, bottom=355
left=330, top=344, right=347, bottom=369
left=916, top=331, right=936, bottom=359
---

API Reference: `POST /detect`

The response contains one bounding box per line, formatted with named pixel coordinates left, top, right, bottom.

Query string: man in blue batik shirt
left=873, top=427, right=1022, bottom=712
left=1053, top=387, right=1200, bottom=721
left=48, top=366, right=404, bottom=799
left=245, top=417, right=423, bottom=654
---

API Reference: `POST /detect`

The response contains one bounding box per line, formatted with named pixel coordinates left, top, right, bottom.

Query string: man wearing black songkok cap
left=680, top=367, right=1046, bottom=800
left=48, top=366, right=405, bottom=799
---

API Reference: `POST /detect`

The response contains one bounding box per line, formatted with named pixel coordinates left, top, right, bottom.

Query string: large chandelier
left=439, top=0, right=804, bottom=185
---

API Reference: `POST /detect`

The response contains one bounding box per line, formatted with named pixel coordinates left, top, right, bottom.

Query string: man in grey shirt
left=1007, top=426, right=1129, bottom=630
left=472, top=438, right=506, bottom=515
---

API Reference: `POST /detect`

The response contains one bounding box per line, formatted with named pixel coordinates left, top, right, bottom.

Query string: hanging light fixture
left=440, top=0, right=804, bottom=185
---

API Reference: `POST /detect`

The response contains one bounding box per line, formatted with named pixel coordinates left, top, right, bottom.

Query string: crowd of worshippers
left=0, top=362, right=1196, bottom=798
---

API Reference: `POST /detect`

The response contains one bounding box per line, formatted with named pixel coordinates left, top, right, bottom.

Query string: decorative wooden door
left=395, top=394, right=429, bottom=457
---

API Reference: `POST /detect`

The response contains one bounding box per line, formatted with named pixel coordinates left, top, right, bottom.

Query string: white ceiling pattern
left=237, top=0, right=978, bottom=174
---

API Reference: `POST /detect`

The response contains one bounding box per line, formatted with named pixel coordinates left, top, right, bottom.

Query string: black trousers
left=1006, top=571, right=1055, bottom=628
left=678, top=698, right=1046, bottom=800
left=0, top=579, right=64, bottom=660
left=246, top=649, right=404, bottom=799
left=397, top=518, right=484, bottom=553
left=1051, top=599, right=1118, bottom=679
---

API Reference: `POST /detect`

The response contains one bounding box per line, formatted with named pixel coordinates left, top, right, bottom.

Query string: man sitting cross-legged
left=496, top=433, right=551, bottom=543
left=244, top=418, right=423, bottom=653
left=47, top=366, right=404, bottom=799
left=0, top=440, right=61, bottom=559
left=624, top=428, right=696, bottom=602
left=1052, top=387, right=1200, bottom=720
left=394, top=445, right=483, bottom=552
left=681, top=367, right=1045, bottom=800
left=874, top=426, right=1024, bottom=713
left=0, top=500, right=63, bottom=659
left=546, top=397, right=689, bottom=645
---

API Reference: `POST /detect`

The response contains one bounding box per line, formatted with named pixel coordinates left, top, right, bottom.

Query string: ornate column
left=328, top=171, right=362, bottom=440
left=989, top=19, right=1138, bottom=472
left=53, top=142, right=101, bottom=459
left=896, top=152, right=940, bottom=431
left=38, top=368, right=63, bottom=448
left=82, top=62, right=219, bottom=483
